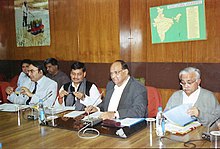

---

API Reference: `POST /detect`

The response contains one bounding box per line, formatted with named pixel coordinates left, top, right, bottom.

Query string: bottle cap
left=158, top=107, right=162, bottom=111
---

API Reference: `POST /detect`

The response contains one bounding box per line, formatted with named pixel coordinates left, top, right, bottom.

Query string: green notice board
left=150, top=0, right=206, bottom=44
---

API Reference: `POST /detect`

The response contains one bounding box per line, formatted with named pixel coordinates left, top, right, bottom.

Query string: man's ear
left=124, top=69, right=129, bottom=75
left=39, top=70, right=44, bottom=75
left=83, top=72, right=86, bottom=77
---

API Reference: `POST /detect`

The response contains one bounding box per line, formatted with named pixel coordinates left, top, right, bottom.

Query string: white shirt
left=107, top=76, right=130, bottom=112
left=54, top=83, right=101, bottom=108
left=182, top=86, right=201, bottom=106
left=16, top=72, right=31, bottom=92
left=8, top=76, right=57, bottom=107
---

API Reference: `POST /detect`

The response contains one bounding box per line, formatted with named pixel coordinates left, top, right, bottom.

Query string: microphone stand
left=202, top=117, right=220, bottom=141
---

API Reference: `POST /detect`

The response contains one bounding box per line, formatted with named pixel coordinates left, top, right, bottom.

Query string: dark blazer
left=98, top=77, right=148, bottom=118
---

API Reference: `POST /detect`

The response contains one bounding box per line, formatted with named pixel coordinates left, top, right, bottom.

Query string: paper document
left=45, top=106, right=75, bottom=115
left=82, top=111, right=103, bottom=120
left=64, top=111, right=85, bottom=118
left=165, top=121, right=201, bottom=135
left=0, top=103, right=30, bottom=112
left=163, top=104, right=197, bottom=126
left=116, top=118, right=145, bottom=127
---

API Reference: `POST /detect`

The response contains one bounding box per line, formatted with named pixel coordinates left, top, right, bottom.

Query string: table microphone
left=201, top=117, right=220, bottom=141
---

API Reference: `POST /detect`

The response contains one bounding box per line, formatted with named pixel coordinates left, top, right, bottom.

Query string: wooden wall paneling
left=190, top=0, right=220, bottom=63
left=130, top=0, right=148, bottom=62
left=146, top=0, right=189, bottom=63
left=119, top=0, right=131, bottom=62
left=0, top=0, right=9, bottom=60
left=52, top=0, right=79, bottom=61
left=78, top=0, right=120, bottom=63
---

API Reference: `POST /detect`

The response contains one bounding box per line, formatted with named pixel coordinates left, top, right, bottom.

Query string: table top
left=0, top=110, right=211, bottom=148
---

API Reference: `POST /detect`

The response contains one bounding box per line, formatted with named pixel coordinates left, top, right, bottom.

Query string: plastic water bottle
left=156, top=107, right=165, bottom=137
left=38, top=99, right=46, bottom=125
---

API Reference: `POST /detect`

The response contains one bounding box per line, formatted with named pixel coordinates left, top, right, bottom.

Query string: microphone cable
left=160, top=136, right=205, bottom=148
left=77, top=123, right=100, bottom=139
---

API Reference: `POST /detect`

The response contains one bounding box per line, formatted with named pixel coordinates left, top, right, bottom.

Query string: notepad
left=163, top=104, right=197, bottom=127
left=64, top=111, right=85, bottom=118
left=116, top=118, right=145, bottom=127
left=0, top=103, right=30, bottom=112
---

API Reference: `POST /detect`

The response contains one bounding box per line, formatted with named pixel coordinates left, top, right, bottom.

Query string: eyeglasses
left=110, top=69, right=123, bottom=76
left=28, top=69, right=38, bottom=74
left=180, top=79, right=197, bottom=86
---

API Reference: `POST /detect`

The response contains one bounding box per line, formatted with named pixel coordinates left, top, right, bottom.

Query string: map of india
left=153, top=7, right=181, bottom=42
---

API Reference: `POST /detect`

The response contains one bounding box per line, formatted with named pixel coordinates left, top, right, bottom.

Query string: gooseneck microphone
left=201, top=117, right=220, bottom=141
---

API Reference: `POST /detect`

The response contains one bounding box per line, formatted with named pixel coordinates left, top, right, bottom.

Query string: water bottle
left=38, top=99, right=46, bottom=125
left=156, top=107, right=165, bottom=137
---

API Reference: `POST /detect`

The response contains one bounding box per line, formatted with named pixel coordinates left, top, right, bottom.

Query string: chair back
left=0, top=82, right=11, bottom=103
left=146, top=86, right=162, bottom=118
left=9, top=75, right=19, bottom=88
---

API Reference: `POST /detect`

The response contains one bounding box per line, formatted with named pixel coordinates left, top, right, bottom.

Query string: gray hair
left=179, top=67, right=201, bottom=80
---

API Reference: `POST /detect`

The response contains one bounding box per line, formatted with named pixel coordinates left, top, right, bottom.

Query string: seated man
left=6, top=59, right=32, bottom=95
left=165, top=67, right=219, bottom=126
left=86, top=60, right=148, bottom=120
left=8, top=61, right=57, bottom=107
left=44, top=58, right=70, bottom=90
left=54, top=61, right=101, bottom=110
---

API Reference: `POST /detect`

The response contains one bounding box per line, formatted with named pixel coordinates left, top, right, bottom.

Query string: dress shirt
left=107, top=76, right=130, bottom=112
left=54, top=83, right=101, bottom=108
left=8, top=76, right=57, bottom=107
left=16, top=72, right=31, bottom=91
left=182, top=86, right=200, bottom=106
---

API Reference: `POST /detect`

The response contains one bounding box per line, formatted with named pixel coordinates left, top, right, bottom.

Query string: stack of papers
left=165, top=121, right=201, bottom=135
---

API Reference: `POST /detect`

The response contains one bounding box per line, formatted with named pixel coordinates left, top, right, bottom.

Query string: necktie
left=26, top=82, right=37, bottom=105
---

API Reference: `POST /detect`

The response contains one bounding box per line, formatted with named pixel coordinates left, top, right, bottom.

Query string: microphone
left=33, top=91, right=53, bottom=106
left=202, top=117, right=220, bottom=141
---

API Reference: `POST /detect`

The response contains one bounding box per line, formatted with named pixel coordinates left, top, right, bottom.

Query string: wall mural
left=14, top=0, right=50, bottom=47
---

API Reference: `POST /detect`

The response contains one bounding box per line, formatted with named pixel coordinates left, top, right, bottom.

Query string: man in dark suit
left=86, top=60, right=148, bottom=120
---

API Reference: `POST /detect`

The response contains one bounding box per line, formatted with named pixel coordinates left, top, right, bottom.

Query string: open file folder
left=163, top=104, right=197, bottom=127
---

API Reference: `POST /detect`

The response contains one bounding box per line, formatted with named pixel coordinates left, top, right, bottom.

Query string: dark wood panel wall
left=0, top=0, right=220, bottom=105
left=0, top=0, right=219, bottom=62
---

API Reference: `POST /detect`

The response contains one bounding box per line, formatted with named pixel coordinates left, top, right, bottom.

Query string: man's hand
left=73, top=92, right=85, bottom=100
left=20, top=87, right=33, bottom=97
left=58, top=90, right=69, bottom=104
left=5, top=86, right=14, bottom=95
left=187, top=106, right=199, bottom=117
left=85, top=105, right=98, bottom=114
left=100, top=112, right=115, bottom=120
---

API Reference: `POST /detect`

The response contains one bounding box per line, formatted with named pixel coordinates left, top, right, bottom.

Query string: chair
left=9, top=75, right=19, bottom=88
left=146, top=86, right=162, bottom=118
left=0, top=82, right=10, bottom=103
left=0, top=75, right=19, bottom=103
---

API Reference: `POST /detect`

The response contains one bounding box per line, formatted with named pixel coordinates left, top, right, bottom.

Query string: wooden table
left=0, top=110, right=211, bottom=148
